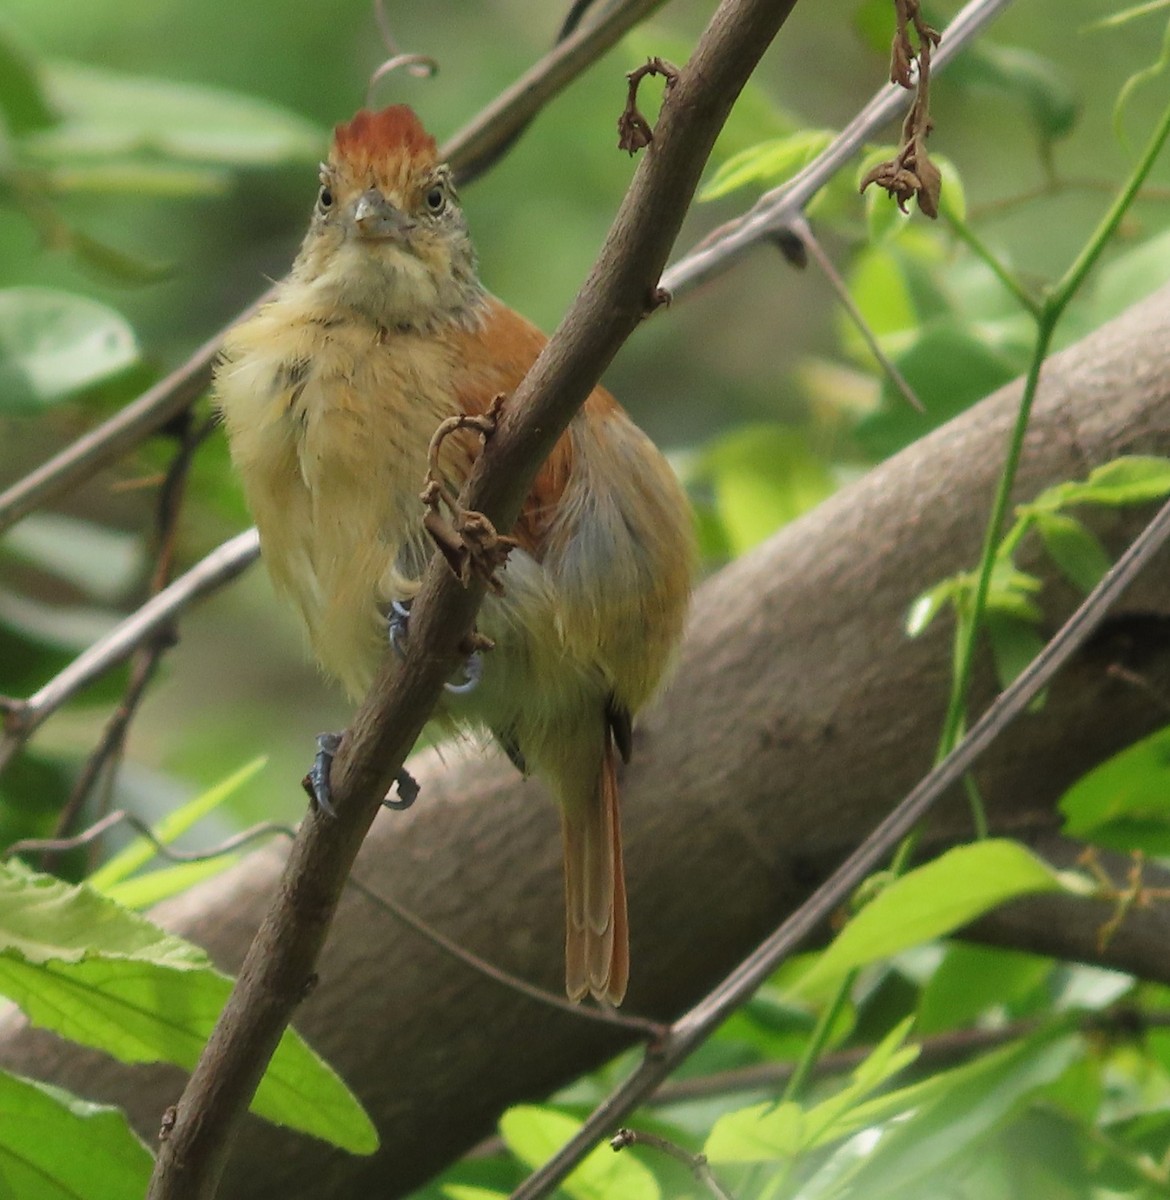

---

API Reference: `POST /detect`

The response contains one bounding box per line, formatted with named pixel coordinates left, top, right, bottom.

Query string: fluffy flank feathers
left=331, top=105, right=437, bottom=170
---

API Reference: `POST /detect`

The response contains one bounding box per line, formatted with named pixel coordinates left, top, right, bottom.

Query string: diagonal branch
left=146, top=0, right=804, bottom=1196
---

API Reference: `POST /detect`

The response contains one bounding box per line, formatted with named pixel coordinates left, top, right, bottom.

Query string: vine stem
left=938, top=92, right=1170, bottom=765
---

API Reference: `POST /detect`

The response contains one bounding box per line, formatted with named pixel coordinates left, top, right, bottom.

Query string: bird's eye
left=317, top=186, right=334, bottom=210
left=425, top=185, right=446, bottom=214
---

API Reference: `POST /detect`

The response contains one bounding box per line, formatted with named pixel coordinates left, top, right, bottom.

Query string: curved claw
left=384, top=768, right=420, bottom=810
left=388, top=599, right=411, bottom=660
left=444, top=650, right=482, bottom=695
left=304, top=731, right=343, bottom=817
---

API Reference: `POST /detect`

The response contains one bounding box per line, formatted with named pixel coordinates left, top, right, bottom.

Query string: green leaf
left=1076, top=455, right=1170, bottom=506
left=855, top=322, right=1021, bottom=459
left=698, top=425, right=835, bottom=556
left=986, top=562, right=1044, bottom=624
left=905, top=577, right=962, bottom=637
left=705, top=1100, right=806, bottom=1163
left=819, top=1033, right=1082, bottom=1200
left=1033, top=512, right=1110, bottom=594
left=705, top=1019, right=920, bottom=1164
left=32, top=61, right=323, bottom=166
left=0, top=1069, right=152, bottom=1198
left=499, top=1107, right=658, bottom=1200
left=0, top=862, right=377, bottom=1153
left=88, top=756, right=268, bottom=892
left=700, top=129, right=835, bottom=201
left=0, top=287, right=139, bottom=412
left=1059, top=724, right=1170, bottom=854
left=792, top=842, right=1068, bottom=999
left=947, top=42, right=1079, bottom=143
left=0, top=23, right=55, bottom=135
left=986, top=612, right=1046, bottom=693
left=917, top=944, right=1053, bottom=1035
left=103, top=856, right=244, bottom=910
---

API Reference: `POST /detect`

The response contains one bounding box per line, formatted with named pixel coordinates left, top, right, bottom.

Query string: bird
left=213, top=105, right=694, bottom=1005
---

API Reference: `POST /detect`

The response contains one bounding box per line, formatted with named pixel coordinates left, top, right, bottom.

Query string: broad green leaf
left=0, top=862, right=376, bottom=1153
left=31, top=61, right=322, bottom=166
left=1033, top=512, right=1111, bottom=594
left=0, top=24, right=55, bottom=134
left=0, top=287, right=139, bottom=412
left=917, top=944, right=1053, bottom=1035
left=947, top=42, right=1079, bottom=142
left=103, top=856, right=243, bottom=910
left=855, top=322, right=1020, bottom=459
left=1059, top=724, right=1170, bottom=854
left=792, top=842, right=1068, bottom=999
left=821, top=1033, right=1082, bottom=1200
left=0, top=1069, right=152, bottom=1199
left=986, top=612, right=1046, bottom=693
left=705, top=1100, right=805, bottom=1163
left=0, top=859, right=209, bottom=967
left=700, top=129, right=835, bottom=201
left=89, top=756, right=268, bottom=891
left=699, top=425, right=835, bottom=556
left=1076, top=456, right=1170, bottom=507
left=844, top=246, right=917, bottom=354
left=499, top=1107, right=658, bottom=1200
left=444, top=1189, right=509, bottom=1200
left=705, top=1019, right=919, bottom=1164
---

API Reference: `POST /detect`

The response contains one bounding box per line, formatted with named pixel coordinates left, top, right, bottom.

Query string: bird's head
left=292, top=106, right=480, bottom=329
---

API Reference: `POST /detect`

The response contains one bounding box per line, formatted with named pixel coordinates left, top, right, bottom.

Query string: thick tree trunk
left=6, top=287, right=1170, bottom=1197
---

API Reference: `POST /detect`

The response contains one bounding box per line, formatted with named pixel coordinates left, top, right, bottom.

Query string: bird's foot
left=387, top=599, right=487, bottom=695
left=302, top=730, right=420, bottom=815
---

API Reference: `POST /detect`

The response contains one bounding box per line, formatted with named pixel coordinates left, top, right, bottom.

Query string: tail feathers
left=563, top=734, right=629, bottom=1005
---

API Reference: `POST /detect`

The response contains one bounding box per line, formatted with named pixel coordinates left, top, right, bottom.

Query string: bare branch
left=0, top=529, right=260, bottom=775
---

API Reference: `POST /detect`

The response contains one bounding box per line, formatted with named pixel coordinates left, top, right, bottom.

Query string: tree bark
left=6, top=286, right=1170, bottom=1196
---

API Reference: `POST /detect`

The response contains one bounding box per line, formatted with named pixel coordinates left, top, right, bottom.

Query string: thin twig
left=789, top=215, right=923, bottom=412
left=611, top=1129, right=735, bottom=1200
left=0, top=529, right=261, bottom=776
left=4, top=809, right=295, bottom=865
left=347, top=874, right=665, bottom=1037
left=506, top=488, right=1170, bottom=1197
left=48, top=416, right=217, bottom=862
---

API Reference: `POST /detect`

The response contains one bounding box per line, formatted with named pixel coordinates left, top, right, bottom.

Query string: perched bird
left=214, top=105, right=694, bottom=1005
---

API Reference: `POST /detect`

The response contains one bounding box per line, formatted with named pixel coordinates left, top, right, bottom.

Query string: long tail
left=561, top=731, right=629, bottom=1005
